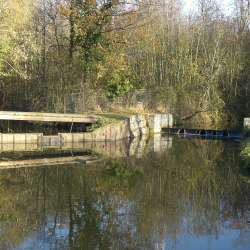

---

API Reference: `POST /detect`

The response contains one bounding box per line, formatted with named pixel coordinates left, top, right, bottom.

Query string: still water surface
left=0, top=135, right=250, bottom=250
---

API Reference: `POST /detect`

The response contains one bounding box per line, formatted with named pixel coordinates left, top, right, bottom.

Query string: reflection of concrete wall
left=129, top=134, right=172, bottom=158
left=148, top=134, right=173, bottom=153
left=62, top=140, right=130, bottom=158
left=0, top=135, right=173, bottom=159
left=0, top=155, right=97, bottom=169
left=129, top=135, right=148, bottom=158
left=0, top=139, right=130, bottom=158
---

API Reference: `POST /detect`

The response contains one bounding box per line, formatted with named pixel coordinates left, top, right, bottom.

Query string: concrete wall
left=129, top=114, right=149, bottom=137
left=0, top=133, right=42, bottom=144
left=244, top=118, right=250, bottom=129
left=60, top=119, right=130, bottom=142
left=60, top=113, right=173, bottom=142
left=0, top=113, right=173, bottom=152
left=129, top=113, right=173, bottom=137
left=148, top=113, right=173, bottom=133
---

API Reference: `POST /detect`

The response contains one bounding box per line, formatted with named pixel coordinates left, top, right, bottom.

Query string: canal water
left=0, top=135, right=250, bottom=250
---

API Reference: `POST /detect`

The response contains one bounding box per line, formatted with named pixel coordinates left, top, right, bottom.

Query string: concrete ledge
left=0, top=111, right=98, bottom=123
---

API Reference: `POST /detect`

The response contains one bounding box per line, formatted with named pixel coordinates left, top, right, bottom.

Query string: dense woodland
left=0, top=0, right=249, bottom=127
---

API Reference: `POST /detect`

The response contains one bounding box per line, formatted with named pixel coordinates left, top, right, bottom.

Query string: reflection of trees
left=136, top=138, right=250, bottom=249
left=240, top=140, right=250, bottom=184
left=0, top=138, right=249, bottom=249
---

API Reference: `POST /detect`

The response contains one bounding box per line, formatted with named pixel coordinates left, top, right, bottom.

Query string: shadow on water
left=0, top=135, right=250, bottom=249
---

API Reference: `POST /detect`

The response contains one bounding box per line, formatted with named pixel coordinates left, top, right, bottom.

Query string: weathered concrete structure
left=129, top=113, right=173, bottom=137
left=244, top=118, right=250, bottom=130
left=148, top=113, right=173, bottom=133
left=0, top=113, right=173, bottom=153
left=129, top=114, right=148, bottom=137
left=0, top=111, right=98, bottom=123
left=58, top=113, right=173, bottom=142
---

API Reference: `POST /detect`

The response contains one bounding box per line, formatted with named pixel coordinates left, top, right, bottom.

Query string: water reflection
left=0, top=136, right=249, bottom=250
left=0, top=133, right=172, bottom=160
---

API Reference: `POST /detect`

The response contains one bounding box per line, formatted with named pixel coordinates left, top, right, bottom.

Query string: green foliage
left=71, top=1, right=138, bottom=100
left=86, top=113, right=128, bottom=131
left=86, top=116, right=111, bottom=132
left=97, top=52, right=137, bottom=100
left=0, top=0, right=249, bottom=122
left=105, top=73, right=132, bottom=100
left=73, top=1, right=113, bottom=68
left=0, top=0, right=35, bottom=78
left=127, top=4, right=250, bottom=125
